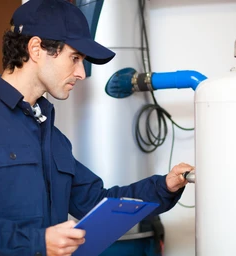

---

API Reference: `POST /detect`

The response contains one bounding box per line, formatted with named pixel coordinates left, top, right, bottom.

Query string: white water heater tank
left=195, top=70, right=236, bottom=255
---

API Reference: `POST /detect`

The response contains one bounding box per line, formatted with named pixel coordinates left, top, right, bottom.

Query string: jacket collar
left=0, top=77, right=23, bottom=109
left=0, top=77, right=53, bottom=112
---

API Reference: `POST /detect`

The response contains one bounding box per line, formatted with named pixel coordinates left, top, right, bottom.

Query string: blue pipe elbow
left=151, top=70, right=207, bottom=91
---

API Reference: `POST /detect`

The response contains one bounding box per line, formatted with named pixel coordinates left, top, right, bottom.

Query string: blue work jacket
left=0, top=78, right=184, bottom=256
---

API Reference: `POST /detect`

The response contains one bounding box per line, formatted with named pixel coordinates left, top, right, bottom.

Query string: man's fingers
left=62, top=228, right=86, bottom=240
left=46, top=221, right=86, bottom=256
left=56, top=220, right=77, bottom=229
left=166, top=162, right=195, bottom=192
left=55, top=220, right=86, bottom=239
left=173, top=162, right=194, bottom=175
left=57, top=237, right=85, bottom=248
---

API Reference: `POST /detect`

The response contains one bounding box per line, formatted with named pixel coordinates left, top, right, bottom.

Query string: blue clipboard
left=72, top=197, right=159, bottom=256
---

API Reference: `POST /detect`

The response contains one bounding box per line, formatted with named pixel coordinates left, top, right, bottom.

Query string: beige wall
left=0, top=1, right=21, bottom=74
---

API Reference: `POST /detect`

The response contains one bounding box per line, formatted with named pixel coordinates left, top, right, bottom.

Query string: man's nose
left=74, top=62, right=86, bottom=80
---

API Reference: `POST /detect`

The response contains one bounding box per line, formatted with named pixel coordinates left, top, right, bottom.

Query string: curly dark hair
left=2, top=22, right=65, bottom=73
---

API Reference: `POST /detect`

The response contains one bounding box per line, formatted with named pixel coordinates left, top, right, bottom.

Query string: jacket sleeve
left=56, top=127, right=184, bottom=220
left=0, top=219, right=46, bottom=256
left=69, top=159, right=184, bottom=219
left=105, top=174, right=184, bottom=215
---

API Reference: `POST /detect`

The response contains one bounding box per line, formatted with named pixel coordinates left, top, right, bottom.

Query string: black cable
left=135, top=103, right=169, bottom=153
left=137, top=0, right=195, bottom=208
left=138, top=0, right=151, bottom=72
left=135, top=103, right=194, bottom=153
left=137, top=0, right=194, bottom=152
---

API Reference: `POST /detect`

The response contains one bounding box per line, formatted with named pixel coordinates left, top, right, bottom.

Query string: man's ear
left=28, top=36, right=42, bottom=62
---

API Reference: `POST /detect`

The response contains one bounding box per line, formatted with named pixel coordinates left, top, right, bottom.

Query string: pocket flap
left=53, top=152, right=75, bottom=176
left=0, top=144, right=38, bottom=167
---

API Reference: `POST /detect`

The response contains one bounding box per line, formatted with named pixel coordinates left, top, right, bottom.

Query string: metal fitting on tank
left=183, top=171, right=195, bottom=183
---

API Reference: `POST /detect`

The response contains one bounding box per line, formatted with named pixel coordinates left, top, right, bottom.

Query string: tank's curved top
left=195, top=71, right=236, bottom=103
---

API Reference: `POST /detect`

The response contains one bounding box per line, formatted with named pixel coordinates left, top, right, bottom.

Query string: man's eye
left=72, top=56, right=80, bottom=63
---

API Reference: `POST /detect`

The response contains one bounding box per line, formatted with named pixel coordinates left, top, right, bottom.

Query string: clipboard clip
left=120, top=197, right=143, bottom=202
left=114, top=198, right=145, bottom=214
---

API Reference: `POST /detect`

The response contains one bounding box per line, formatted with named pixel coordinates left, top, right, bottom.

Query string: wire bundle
left=137, top=0, right=194, bottom=208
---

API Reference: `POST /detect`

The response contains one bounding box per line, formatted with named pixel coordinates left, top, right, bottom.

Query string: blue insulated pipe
left=105, top=68, right=207, bottom=98
left=151, top=70, right=207, bottom=91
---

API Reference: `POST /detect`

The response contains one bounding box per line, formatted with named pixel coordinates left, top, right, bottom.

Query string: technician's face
left=38, top=44, right=86, bottom=100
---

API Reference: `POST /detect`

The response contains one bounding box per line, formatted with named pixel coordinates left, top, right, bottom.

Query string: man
left=0, top=0, right=194, bottom=255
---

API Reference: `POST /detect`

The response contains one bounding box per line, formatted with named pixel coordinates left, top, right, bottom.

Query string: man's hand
left=46, top=220, right=85, bottom=256
left=166, top=162, right=194, bottom=192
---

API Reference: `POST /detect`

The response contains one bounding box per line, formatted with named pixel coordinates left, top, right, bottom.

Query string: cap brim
left=66, top=38, right=115, bottom=65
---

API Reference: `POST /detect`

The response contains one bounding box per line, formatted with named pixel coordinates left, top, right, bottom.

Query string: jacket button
left=10, top=153, right=16, bottom=160
left=23, top=108, right=30, bottom=115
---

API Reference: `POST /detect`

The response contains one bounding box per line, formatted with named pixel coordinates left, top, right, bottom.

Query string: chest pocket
left=52, top=149, right=75, bottom=217
left=51, top=128, right=75, bottom=177
left=0, top=144, right=38, bottom=167
left=52, top=149, right=75, bottom=196
left=0, top=145, right=44, bottom=219
left=53, top=151, right=75, bottom=176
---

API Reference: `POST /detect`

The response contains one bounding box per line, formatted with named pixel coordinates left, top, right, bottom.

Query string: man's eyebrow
left=71, top=51, right=86, bottom=58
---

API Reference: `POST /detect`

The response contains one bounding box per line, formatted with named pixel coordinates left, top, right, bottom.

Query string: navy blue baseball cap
left=12, top=0, right=115, bottom=64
